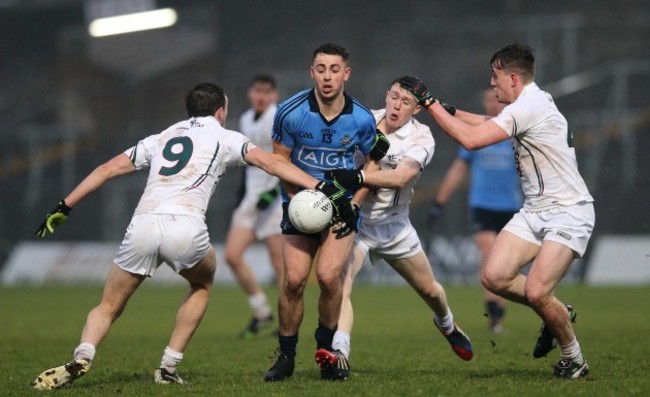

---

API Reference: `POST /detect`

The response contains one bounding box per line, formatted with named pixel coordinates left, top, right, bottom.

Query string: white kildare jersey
left=239, top=104, right=279, bottom=195
left=124, top=116, right=255, bottom=220
left=492, top=83, right=593, bottom=211
left=362, top=109, right=435, bottom=224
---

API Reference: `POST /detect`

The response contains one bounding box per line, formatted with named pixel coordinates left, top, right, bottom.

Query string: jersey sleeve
left=271, top=102, right=296, bottom=149
left=492, top=102, right=529, bottom=138
left=457, top=146, right=473, bottom=163
left=404, top=120, right=435, bottom=167
left=123, top=133, right=158, bottom=171
left=224, top=130, right=257, bottom=167
left=356, top=112, right=379, bottom=155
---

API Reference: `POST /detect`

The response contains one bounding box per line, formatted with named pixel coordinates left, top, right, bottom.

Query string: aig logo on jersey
left=296, top=145, right=348, bottom=170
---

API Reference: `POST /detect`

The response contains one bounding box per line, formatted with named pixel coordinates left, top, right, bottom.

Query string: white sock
left=73, top=342, right=96, bottom=362
left=331, top=331, right=351, bottom=359
left=560, top=338, right=585, bottom=364
left=248, top=292, right=272, bottom=319
left=160, top=346, right=184, bottom=373
left=434, top=310, right=455, bottom=335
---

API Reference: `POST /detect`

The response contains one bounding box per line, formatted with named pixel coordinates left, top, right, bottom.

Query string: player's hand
left=428, top=201, right=444, bottom=224
left=315, top=180, right=348, bottom=216
left=333, top=202, right=361, bottom=239
left=35, top=200, right=72, bottom=238
left=397, top=76, right=456, bottom=114
left=256, top=185, right=280, bottom=210
left=325, top=169, right=364, bottom=191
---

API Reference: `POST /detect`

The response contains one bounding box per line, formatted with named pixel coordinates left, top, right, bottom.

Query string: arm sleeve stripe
left=272, top=93, right=310, bottom=142
left=351, top=98, right=374, bottom=118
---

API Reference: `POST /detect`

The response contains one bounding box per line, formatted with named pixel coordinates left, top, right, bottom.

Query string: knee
left=283, top=272, right=308, bottom=296
left=480, top=265, right=507, bottom=294
left=316, top=271, right=342, bottom=291
left=524, top=286, right=550, bottom=308
left=224, top=249, right=240, bottom=267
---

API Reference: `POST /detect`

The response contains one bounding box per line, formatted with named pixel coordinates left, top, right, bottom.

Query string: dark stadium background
left=0, top=0, right=648, bottom=276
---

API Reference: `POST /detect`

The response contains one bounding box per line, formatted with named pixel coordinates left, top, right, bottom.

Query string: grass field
left=1, top=284, right=649, bottom=396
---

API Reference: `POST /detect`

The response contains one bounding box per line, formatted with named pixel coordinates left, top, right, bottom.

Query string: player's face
left=490, top=66, right=516, bottom=104
left=384, top=83, right=420, bottom=132
left=248, top=82, right=278, bottom=113
left=482, top=89, right=505, bottom=117
left=310, top=53, right=350, bottom=101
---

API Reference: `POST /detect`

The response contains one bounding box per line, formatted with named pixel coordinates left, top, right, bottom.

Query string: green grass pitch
left=1, top=284, right=649, bottom=396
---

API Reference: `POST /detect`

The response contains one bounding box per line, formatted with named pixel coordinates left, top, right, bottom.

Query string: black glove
left=325, top=169, right=364, bottom=191
left=334, top=202, right=361, bottom=239
left=256, top=185, right=280, bottom=210
left=396, top=75, right=456, bottom=114
left=35, top=200, right=72, bottom=238
left=315, top=180, right=348, bottom=215
left=428, top=201, right=444, bottom=224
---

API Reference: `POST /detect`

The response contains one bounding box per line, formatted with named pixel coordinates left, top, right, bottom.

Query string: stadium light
left=88, top=7, right=177, bottom=38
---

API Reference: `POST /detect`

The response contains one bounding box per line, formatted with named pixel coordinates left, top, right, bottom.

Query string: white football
left=288, top=189, right=333, bottom=234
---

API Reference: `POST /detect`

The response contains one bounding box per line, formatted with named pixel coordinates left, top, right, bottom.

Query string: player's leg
left=154, top=248, right=217, bottom=384
left=32, top=264, right=145, bottom=390
left=312, top=231, right=355, bottom=380
left=480, top=230, right=539, bottom=305
left=266, top=233, right=285, bottom=292
left=330, top=243, right=368, bottom=359
left=224, top=225, right=274, bottom=337
left=474, top=230, right=506, bottom=332
left=265, top=233, right=318, bottom=381
left=389, top=250, right=473, bottom=361
left=525, top=241, right=588, bottom=377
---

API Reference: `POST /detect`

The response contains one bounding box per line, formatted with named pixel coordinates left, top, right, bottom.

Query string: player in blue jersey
left=264, top=43, right=389, bottom=382
left=430, top=88, right=522, bottom=333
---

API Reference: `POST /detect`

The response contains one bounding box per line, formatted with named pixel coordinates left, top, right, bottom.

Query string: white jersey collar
left=371, top=108, right=413, bottom=139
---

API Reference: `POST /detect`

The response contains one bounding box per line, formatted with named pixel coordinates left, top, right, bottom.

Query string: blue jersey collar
left=308, top=89, right=353, bottom=126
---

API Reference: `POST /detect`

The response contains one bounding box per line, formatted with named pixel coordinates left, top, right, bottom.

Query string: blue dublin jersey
left=272, top=89, right=376, bottom=200
left=458, top=140, right=522, bottom=211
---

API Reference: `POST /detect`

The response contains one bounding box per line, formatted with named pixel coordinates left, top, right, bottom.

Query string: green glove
left=256, top=185, right=280, bottom=210
left=35, top=200, right=71, bottom=238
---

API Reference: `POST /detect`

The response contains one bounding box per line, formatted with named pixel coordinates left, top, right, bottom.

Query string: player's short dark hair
left=312, top=43, right=349, bottom=62
left=250, top=74, right=277, bottom=89
left=490, top=43, right=535, bottom=82
left=185, top=83, right=226, bottom=117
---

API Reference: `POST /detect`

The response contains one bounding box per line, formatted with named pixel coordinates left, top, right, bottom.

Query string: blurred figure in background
left=224, top=75, right=282, bottom=338
left=429, top=88, right=522, bottom=333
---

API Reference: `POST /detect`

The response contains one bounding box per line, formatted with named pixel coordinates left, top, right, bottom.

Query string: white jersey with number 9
left=124, top=116, right=255, bottom=220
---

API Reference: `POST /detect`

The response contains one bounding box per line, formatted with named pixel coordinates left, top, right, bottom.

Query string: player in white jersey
left=224, top=75, right=283, bottom=338
left=325, top=76, right=473, bottom=365
left=31, top=83, right=347, bottom=390
left=417, top=43, right=594, bottom=379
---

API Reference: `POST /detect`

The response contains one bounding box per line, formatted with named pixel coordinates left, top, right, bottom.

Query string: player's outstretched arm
left=328, top=156, right=420, bottom=191
left=426, top=102, right=509, bottom=150
left=35, top=153, right=136, bottom=237
left=245, top=147, right=319, bottom=190
left=454, top=109, right=493, bottom=126
left=435, top=157, right=468, bottom=206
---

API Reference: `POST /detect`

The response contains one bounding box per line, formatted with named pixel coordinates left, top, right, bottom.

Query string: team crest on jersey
left=339, top=134, right=351, bottom=146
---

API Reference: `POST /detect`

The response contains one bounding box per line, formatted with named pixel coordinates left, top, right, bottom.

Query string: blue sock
left=279, top=334, right=298, bottom=359
left=486, top=300, right=505, bottom=321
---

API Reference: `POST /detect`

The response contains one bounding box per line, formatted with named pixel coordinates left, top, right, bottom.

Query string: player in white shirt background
left=224, top=75, right=283, bottom=338
left=326, top=76, right=474, bottom=366
left=418, top=43, right=595, bottom=379
left=31, top=83, right=345, bottom=390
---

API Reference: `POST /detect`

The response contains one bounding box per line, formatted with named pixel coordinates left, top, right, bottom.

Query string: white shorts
left=502, top=201, right=595, bottom=258
left=114, top=213, right=212, bottom=277
left=231, top=193, right=282, bottom=240
left=355, top=217, right=422, bottom=264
